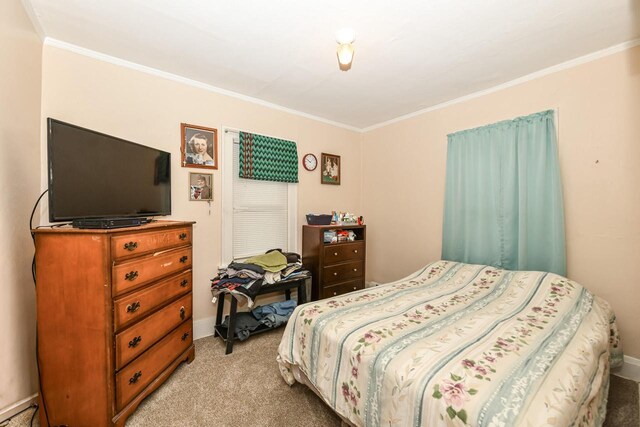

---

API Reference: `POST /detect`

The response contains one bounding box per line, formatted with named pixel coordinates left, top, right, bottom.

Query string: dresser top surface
left=303, top=224, right=365, bottom=230
left=32, top=220, right=195, bottom=235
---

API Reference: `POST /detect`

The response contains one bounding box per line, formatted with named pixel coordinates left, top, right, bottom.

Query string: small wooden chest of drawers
left=302, top=225, right=366, bottom=300
left=34, top=221, right=195, bottom=427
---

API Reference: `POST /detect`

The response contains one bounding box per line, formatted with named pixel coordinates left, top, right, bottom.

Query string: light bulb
left=337, top=43, right=354, bottom=65
left=336, top=28, right=356, bottom=44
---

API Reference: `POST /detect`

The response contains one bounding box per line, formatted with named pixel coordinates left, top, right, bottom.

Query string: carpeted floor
left=4, top=329, right=639, bottom=427
left=5, top=329, right=340, bottom=427
left=603, top=374, right=640, bottom=427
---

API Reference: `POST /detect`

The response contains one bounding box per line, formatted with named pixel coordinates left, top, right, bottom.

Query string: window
left=221, top=128, right=297, bottom=264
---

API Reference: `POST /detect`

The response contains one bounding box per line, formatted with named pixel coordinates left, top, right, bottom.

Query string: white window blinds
left=232, top=140, right=289, bottom=259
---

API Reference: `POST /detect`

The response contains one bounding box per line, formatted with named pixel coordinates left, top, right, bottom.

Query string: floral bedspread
left=277, top=261, right=621, bottom=427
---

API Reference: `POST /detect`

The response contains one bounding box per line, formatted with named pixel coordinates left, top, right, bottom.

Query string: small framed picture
left=189, top=172, right=213, bottom=201
left=181, top=123, right=218, bottom=169
left=321, top=153, right=340, bottom=185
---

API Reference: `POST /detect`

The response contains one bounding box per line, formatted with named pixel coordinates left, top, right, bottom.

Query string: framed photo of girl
left=321, top=153, right=340, bottom=185
left=189, top=172, right=213, bottom=201
left=181, top=123, right=218, bottom=170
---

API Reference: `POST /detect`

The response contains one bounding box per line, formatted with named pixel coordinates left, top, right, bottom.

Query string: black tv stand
left=72, top=217, right=150, bottom=229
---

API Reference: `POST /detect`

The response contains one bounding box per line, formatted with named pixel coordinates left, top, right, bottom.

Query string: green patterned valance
left=239, top=131, right=298, bottom=183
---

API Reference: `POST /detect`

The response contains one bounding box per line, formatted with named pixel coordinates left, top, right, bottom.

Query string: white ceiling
left=25, top=0, right=640, bottom=130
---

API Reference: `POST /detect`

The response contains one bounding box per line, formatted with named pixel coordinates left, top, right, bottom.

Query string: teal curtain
left=239, top=132, right=298, bottom=183
left=442, top=110, right=566, bottom=276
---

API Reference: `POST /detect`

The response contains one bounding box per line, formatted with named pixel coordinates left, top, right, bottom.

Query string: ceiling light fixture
left=336, top=28, right=355, bottom=71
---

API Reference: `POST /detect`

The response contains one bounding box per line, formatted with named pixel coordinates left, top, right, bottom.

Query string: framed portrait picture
left=189, top=172, right=213, bottom=201
left=321, top=153, right=340, bottom=185
left=181, top=123, right=218, bottom=169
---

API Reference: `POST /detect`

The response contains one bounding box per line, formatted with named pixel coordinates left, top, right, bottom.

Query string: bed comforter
left=277, top=261, right=622, bottom=427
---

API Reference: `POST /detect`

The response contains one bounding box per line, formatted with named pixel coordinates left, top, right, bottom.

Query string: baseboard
left=624, top=355, right=640, bottom=367
left=613, top=355, right=640, bottom=382
left=193, top=316, right=216, bottom=340
left=0, top=393, right=38, bottom=424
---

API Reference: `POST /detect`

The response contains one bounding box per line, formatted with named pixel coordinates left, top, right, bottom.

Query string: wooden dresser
left=302, top=225, right=366, bottom=300
left=33, top=220, right=195, bottom=427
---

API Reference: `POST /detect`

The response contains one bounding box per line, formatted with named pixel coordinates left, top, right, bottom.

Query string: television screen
left=47, top=118, right=171, bottom=222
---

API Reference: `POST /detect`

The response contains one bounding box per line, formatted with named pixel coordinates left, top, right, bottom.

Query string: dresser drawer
left=114, top=270, right=192, bottom=331
left=112, top=227, right=192, bottom=261
left=323, top=241, right=364, bottom=265
left=116, top=321, right=192, bottom=411
left=115, top=293, right=192, bottom=370
left=112, top=247, right=192, bottom=296
left=321, top=279, right=364, bottom=299
left=323, top=260, right=364, bottom=285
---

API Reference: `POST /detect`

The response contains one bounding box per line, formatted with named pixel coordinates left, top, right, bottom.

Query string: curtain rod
left=224, top=128, right=298, bottom=144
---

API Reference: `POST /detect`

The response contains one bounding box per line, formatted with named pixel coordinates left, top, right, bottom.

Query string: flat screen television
left=47, top=118, right=171, bottom=225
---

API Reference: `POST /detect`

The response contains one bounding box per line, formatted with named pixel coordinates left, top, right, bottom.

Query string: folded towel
left=245, top=251, right=287, bottom=272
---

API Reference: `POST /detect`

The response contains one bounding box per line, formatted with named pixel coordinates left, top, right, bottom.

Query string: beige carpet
left=6, top=329, right=341, bottom=427
left=4, top=329, right=638, bottom=427
left=603, top=374, right=640, bottom=427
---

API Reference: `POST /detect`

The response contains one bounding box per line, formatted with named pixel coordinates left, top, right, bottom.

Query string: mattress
left=277, top=261, right=621, bottom=427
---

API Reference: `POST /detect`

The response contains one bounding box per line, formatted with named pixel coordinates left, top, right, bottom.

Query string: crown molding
left=42, top=36, right=640, bottom=134
left=20, top=0, right=45, bottom=40
left=362, top=38, right=640, bottom=132
left=43, top=38, right=362, bottom=133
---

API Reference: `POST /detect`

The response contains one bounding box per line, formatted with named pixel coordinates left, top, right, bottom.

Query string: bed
left=277, top=261, right=622, bottom=427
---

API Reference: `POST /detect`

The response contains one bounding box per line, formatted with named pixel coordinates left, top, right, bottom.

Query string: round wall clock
left=303, top=153, right=318, bottom=171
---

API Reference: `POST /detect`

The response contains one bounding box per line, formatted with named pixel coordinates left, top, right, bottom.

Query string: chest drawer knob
left=180, top=306, right=186, bottom=320
left=128, top=336, right=142, bottom=348
left=125, top=271, right=139, bottom=281
left=179, top=232, right=188, bottom=240
left=333, top=291, right=337, bottom=296
left=353, top=286, right=357, bottom=290
left=124, top=241, right=138, bottom=251
left=129, top=371, right=142, bottom=385
left=179, top=256, right=188, bottom=263
left=353, top=268, right=358, bottom=272
left=181, top=332, right=190, bottom=341
left=334, top=252, right=338, bottom=256
left=354, top=249, right=358, bottom=254
left=126, top=301, right=141, bottom=313
left=333, top=272, right=338, bottom=276
left=180, top=279, right=189, bottom=287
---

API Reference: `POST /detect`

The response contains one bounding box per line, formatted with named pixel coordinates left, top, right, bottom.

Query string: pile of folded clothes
left=211, top=249, right=309, bottom=307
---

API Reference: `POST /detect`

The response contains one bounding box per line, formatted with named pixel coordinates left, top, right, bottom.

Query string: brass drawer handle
left=180, top=306, right=186, bottom=320
left=179, top=233, right=188, bottom=240
left=181, top=332, right=190, bottom=341
left=353, top=268, right=358, bottom=272
left=179, top=256, right=188, bottom=263
left=126, top=301, right=141, bottom=313
left=124, top=241, right=138, bottom=251
left=129, top=371, right=142, bottom=385
left=125, top=271, right=139, bottom=281
left=180, top=279, right=189, bottom=287
left=333, top=272, right=338, bottom=276
left=128, top=336, right=142, bottom=348
left=354, top=249, right=358, bottom=254
left=334, top=252, right=338, bottom=256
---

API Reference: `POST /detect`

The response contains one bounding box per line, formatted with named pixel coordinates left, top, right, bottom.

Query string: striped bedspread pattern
left=277, top=261, right=616, bottom=427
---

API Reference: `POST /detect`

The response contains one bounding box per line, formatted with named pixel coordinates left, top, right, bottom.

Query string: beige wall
left=0, top=0, right=42, bottom=414
left=40, top=45, right=363, bottom=328
left=362, top=46, right=640, bottom=358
